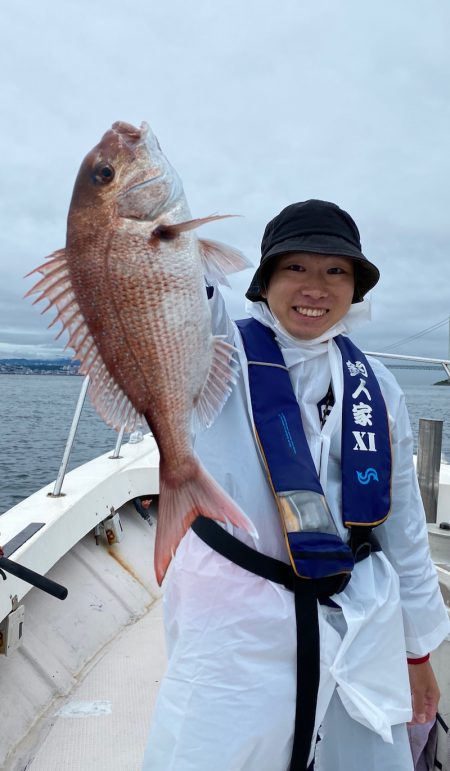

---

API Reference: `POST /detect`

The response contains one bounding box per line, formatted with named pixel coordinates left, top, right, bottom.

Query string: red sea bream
left=26, top=121, right=255, bottom=583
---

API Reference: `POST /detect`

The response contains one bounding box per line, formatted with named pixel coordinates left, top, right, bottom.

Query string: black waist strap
left=191, top=516, right=381, bottom=771
left=193, top=515, right=296, bottom=588
left=191, top=517, right=380, bottom=591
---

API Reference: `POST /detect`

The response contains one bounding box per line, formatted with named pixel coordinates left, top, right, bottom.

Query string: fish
left=26, top=120, right=256, bottom=584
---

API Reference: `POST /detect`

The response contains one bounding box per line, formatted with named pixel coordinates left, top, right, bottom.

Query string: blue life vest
left=235, top=318, right=392, bottom=581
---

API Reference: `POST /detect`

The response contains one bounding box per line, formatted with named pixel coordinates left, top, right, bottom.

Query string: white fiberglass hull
left=0, top=446, right=449, bottom=770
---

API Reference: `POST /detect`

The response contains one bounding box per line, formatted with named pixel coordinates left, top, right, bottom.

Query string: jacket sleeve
left=373, top=363, right=450, bottom=654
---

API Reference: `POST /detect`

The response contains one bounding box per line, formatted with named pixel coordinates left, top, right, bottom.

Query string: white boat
left=0, top=364, right=449, bottom=771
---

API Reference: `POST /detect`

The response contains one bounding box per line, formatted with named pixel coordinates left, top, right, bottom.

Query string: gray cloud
left=1, top=0, right=450, bottom=367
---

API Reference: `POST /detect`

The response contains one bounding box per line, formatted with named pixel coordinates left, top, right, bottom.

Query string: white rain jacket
left=144, top=289, right=450, bottom=771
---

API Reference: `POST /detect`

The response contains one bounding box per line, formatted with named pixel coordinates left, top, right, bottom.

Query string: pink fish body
left=27, top=121, right=255, bottom=583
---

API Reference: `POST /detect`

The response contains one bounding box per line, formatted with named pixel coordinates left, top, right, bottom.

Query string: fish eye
left=92, top=162, right=115, bottom=185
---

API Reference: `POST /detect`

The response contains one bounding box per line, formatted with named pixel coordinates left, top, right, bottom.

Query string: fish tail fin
left=154, top=461, right=257, bottom=585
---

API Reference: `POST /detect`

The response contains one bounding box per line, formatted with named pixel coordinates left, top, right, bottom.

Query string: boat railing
left=110, top=424, right=126, bottom=460
left=365, top=351, right=450, bottom=380
left=50, top=352, right=449, bottom=499
left=49, top=375, right=128, bottom=498
left=49, top=375, right=90, bottom=497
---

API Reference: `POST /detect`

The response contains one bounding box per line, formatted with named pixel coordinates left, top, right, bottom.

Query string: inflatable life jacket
left=234, top=317, right=392, bottom=581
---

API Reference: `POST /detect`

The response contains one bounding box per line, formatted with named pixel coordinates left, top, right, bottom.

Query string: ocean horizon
left=0, top=373, right=448, bottom=515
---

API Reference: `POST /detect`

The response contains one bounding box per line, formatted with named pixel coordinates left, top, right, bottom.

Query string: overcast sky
left=2, top=0, right=450, bottom=375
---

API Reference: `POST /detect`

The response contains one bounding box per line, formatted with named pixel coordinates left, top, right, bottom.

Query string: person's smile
left=292, top=305, right=328, bottom=318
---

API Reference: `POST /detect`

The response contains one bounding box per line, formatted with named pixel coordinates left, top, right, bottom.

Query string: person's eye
left=327, top=267, right=346, bottom=274
left=286, top=264, right=305, bottom=272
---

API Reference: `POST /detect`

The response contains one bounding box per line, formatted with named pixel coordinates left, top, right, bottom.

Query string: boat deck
left=1, top=438, right=449, bottom=769
left=28, top=599, right=165, bottom=771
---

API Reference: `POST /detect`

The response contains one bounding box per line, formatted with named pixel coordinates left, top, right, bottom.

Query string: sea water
left=0, top=374, right=448, bottom=515
left=0, top=375, right=122, bottom=514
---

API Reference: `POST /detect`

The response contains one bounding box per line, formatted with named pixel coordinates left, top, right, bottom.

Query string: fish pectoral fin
left=151, top=214, right=239, bottom=241
left=191, top=336, right=239, bottom=432
left=199, top=237, right=254, bottom=286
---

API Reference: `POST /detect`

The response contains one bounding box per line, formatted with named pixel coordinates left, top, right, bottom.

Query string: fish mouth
left=113, top=120, right=185, bottom=221
left=111, top=120, right=150, bottom=146
left=115, top=125, right=164, bottom=197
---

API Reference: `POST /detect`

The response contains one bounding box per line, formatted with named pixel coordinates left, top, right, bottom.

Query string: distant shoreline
left=0, top=371, right=81, bottom=376
left=1, top=360, right=448, bottom=384
left=0, top=359, right=80, bottom=376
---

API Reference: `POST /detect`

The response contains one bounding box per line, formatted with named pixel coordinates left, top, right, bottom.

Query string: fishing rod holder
left=0, top=557, right=68, bottom=655
left=0, top=604, right=25, bottom=656
left=94, top=508, right=124, bottom=546
left=0, top=529, right=69, bottom=655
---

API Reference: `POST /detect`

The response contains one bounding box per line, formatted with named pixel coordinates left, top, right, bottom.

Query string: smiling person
left=143, top=200, right=449, bottom=771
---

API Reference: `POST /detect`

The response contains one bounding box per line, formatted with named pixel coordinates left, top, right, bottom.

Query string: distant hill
left=0, top=358, right=80, bottom=375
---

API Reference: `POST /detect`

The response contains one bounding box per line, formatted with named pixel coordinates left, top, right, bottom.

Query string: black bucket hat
left=246, top=199, right=379, bottom=303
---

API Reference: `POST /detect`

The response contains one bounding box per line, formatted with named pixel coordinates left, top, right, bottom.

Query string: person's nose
left=300, top=282, right=328, bottom=300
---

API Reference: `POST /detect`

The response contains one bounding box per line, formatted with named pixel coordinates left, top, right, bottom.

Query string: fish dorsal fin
left=191, top=336, right=240, bottom=432
left=198, top=238, right=254, bottom=286
left=25, top=249, right=141, bottom=432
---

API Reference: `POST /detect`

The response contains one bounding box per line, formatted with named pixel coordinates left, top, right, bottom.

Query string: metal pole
left=109, top=425, right=126, bottom=459
left=445, top=316, right=450, bottom=379
left=365, top=351, right=450, bottom=365
left=49, top=375, right=90, bottom=497
left=417, top=418, right=443, bottom=523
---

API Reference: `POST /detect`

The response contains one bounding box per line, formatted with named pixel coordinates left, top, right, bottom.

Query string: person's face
left=262, top=252, right=355, bottom=340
